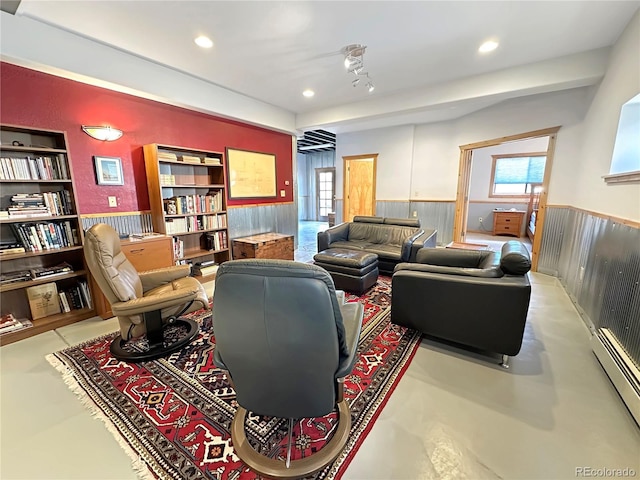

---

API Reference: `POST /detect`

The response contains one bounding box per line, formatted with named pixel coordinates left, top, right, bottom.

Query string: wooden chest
left=91, top=235, right=174, bottom=319
left=492, top=210, right=526, bottom=237
left=232, top=233, right=294, bottom=260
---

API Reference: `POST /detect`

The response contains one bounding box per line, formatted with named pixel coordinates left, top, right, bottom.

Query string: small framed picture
left=94, top=156, right=124, bottom=185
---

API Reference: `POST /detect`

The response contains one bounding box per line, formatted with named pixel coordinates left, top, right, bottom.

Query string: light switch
left=280, top=190, right=286, bottom=197
left=108, top=196, right=117, bottom=207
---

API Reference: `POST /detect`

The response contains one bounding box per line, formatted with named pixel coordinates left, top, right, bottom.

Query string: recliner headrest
left=500, top=241, right=531, bottom=275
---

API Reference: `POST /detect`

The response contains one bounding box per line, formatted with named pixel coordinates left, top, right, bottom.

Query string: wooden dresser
left=91, top=235, right=174, bottom=319
left=232, top=233, right=294, bottom=260
left=492, top=210, right=526, bottom=237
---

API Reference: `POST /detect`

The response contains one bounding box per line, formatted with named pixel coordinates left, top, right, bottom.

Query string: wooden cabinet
left=0, top=124, right=95, bottom=345
left=232, top=233, right=294, bottom=260
left=492, top=210, right=526, bottom=237
left=91, top=235, right=173, bottom=319
left=143, top=144, right=230, bottom=283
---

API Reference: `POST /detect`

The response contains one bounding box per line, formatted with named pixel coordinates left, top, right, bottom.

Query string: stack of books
left=8, top=193, right=51, bottom=218
left=202, top=157, right=221, bottom=165
left=30, top=262, right=73, bottom=280
left=0, top=314, right=32, bottom=336
left=0, top=241, right=26, bottom=256
left=0, top=270, right=32, bottom=285
left=180, top=155, right=202, bottom=164
left=192, top=260, right=218, bottom=277
left=158, top=152, right=177, bottom=162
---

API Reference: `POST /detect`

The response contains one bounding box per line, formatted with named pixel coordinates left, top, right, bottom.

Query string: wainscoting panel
left=376, top=201, right=410, bottom=219
left=539, top=206, right=640, bottom=368
left=409, top=201, right=456, bottom=246
left=297, top=151, right=335, bottom=221
left=228, top=204, right=298, bottom=250
left=335, top=200, right=344, bottom=224
left=81, top=212, right=153, bottom=235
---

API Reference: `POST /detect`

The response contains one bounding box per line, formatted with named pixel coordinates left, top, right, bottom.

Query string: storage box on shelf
left=144, top=144, right=230, bottom=283
left=0, top=124, right=95, bottom=345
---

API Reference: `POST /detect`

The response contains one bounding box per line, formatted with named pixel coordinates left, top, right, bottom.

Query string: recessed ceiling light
left=303, top=89, right=315, bottom=98
left=194, top=36, right=213, bottom=48
left=479, top=40, right=499, bottom=53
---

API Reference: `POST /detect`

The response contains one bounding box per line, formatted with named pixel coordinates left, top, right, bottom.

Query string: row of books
left=163, top=192, right=224, bottom=215
left=165, top=216, right=222, bottom=234
left=10, top=221, right=79, bottom=252
left=57, top=280, right=92, bottom=313
left=157, top=151, right=221, bottom=165
left=206, top=230, right=228, bottom=251
left=0, top=314, right=32, bottom=336
left=0, top=262, right=74, bottom=285
left=173, top=237, right=184, bottom=260
left=0, top=155, right=69, bottom=180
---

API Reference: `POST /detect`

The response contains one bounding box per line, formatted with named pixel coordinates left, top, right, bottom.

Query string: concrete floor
left=1, top=222, right=638, bottom=479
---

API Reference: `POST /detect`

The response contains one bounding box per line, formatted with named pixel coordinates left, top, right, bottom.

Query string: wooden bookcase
left=0, top=124, right=95, bottom=346
left=143, top=144, right=230, bottom=282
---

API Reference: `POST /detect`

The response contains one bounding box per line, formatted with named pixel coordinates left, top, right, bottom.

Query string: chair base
left=231, top=400, right=351, bottom=479
left=110, top=317, right=199, bottom=362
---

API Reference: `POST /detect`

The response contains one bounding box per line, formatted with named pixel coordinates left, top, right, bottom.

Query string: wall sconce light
left=81, top=125, right=123, bottom=141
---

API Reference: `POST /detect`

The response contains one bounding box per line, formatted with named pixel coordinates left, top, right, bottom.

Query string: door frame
left=343, top=154, right=378, bottom=222
left=453, top=126, right=560, bottom=271
left=315, top=167, right=336, bottom=221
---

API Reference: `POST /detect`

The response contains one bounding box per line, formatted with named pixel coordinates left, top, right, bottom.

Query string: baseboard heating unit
left=592, top=328, right=640, bottom=426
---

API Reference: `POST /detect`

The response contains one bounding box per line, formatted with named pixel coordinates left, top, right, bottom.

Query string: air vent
left=296, top=129, right=336, bottom=154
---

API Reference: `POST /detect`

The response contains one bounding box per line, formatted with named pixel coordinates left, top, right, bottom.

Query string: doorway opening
left=453, top=126, right=560, bottom=271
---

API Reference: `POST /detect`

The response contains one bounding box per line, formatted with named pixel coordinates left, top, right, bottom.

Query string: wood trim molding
left=228, top=202, right=295, bottom=208
left=460, top=126, right=561, bottom=150
left=603, top=170, right=640, bottom=184
left=81, top=210, right=151, bottom=218
left=546, top=204, right=640, bottom=229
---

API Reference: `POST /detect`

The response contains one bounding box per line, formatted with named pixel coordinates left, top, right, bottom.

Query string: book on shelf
left=30, top=262, right=73, bottom=279
left=157, top=152, right=177, bottom=161
left=192, top=264, right=219, bottom=277
left=26, top=282, right=61, bottom=319
left=0, top=314, right=32, bottom=335
left=0, top=270, right=32, bottom=285
left=202, top=157, right=221, bottom=165
left=180, top=155, right=202, bottom=164
left=0, top=241, right=26, bottom=256
left=0, top=155, right=69, bottom=180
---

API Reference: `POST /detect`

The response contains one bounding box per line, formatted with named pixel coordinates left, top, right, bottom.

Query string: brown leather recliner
left=83, top=223, right=209, bottom=362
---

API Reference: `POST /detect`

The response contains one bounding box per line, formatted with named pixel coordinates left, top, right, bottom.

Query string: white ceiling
left=9, top=1, right=640, bottom=133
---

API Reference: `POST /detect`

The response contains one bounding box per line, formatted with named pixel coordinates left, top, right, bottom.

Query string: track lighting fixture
left=342, top=44, right=375, bottom=93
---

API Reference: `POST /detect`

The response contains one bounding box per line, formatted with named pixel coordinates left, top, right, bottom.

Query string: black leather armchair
left=391, top=241, right=532, bottom=368
left=212, top=259, right=363, bottom=478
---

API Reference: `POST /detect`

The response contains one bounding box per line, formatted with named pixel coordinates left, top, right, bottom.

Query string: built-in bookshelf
left=0, top=124, right=95, bottom=345
left=143, top=144, right=230, bottom=282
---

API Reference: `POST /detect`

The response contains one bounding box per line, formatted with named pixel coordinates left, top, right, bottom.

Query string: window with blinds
left=490, top=154, right=546, bottom=196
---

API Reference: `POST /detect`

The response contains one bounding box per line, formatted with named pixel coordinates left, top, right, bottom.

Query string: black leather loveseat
left=317, top=216, right=437, bottom=274
left=391, top=241, right=532, bottom=368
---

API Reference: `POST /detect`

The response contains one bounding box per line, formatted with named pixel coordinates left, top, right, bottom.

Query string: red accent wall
left=0, top=62, right=293, bottom=213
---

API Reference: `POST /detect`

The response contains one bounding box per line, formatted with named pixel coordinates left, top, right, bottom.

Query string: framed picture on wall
left=93, top=156, right=124, bottom=185
left=226, top=148, right=277, bottom=199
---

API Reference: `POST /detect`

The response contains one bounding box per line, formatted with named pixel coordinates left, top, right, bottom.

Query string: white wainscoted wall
left=334, top=9, right=640, bottom=421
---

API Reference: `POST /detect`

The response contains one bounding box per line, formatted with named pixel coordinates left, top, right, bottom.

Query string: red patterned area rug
left=47, top=276, right=421, bottom=480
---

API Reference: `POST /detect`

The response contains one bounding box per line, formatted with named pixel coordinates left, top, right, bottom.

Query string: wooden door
left=343, top=154, right=377, bottom=222
left=315, top=167, right=335, bottom=221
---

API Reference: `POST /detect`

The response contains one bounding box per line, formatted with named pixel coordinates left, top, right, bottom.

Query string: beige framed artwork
left=226, top=148, right=277, bottom=199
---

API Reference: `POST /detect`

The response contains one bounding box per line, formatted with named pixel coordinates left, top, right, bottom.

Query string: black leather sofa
left=391, top=241, right=532, bottom=368
left=317, top=216, right=437, bottom=274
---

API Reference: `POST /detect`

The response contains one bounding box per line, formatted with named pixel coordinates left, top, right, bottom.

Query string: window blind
left=495, top=156, right=545, bottom=184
